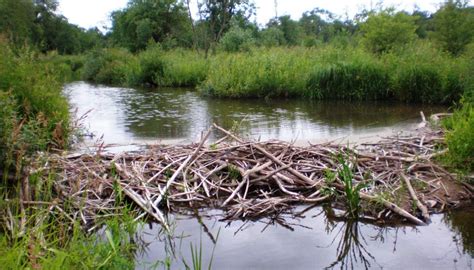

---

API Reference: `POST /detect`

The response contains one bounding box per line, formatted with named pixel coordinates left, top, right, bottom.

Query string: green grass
left=0, top=42, right=70, bottom=178
left=337, top=156, right=367, bottom=218
left=443, top=101, right=474, bottom=172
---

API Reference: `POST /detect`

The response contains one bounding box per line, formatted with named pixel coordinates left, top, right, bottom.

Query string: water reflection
left=131, top=206, right=473, bottom=270
left=65, top=82, right=447, bottom=145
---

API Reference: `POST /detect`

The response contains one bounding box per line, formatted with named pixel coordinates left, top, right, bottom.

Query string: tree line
left=0, top=0, right=472, bottom=56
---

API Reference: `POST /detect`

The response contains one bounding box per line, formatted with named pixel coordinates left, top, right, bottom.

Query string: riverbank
left=74, top=43, right=471, bottom=104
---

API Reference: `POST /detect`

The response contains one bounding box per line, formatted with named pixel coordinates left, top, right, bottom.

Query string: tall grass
left=0, top=42, right=70, bottom=177
left=200, top=43, right=469, bottom=103
left=444, top=101, right=474, bottom=172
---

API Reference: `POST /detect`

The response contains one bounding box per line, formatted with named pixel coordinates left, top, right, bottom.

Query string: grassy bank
left=0, top=41, right=144, bottom=269
left=0, top=42, right=70, bottom=179
left=79, top=42, right=471, bottom=105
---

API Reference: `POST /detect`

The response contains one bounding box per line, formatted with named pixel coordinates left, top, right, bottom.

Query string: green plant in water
left=337, top=156, right=367, bottom=218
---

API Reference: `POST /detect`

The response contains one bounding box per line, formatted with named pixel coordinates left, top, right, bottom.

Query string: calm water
left=65, top=82, right=473, bottom=269
left=65, top=81, right=447, bottom=146
left=131, top=206, right=474, bottom=270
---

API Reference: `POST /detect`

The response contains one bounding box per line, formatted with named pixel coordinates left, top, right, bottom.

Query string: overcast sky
left=58, top=0, right=463, bottom=31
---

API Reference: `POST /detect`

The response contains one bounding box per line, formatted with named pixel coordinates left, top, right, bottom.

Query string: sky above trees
left=58, top=0, right=458, bottom=31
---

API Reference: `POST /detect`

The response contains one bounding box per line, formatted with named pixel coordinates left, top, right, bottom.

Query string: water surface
left=64, top=82, right=472, bottom=269
left=65, top=82, right=446, bottom=146
left=133, top=206, right=474, bottom=270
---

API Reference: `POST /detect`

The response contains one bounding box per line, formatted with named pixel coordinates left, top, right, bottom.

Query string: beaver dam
left=25, top=120, right=473, bottom=231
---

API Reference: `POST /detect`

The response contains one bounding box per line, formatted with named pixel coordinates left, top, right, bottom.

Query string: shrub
left=82, top=48, right=135, bottom=85
left=0, top=42, right=70, bottom=176
left=360, top=9, right=417, bottom=54
left=444, top=102, right=474, bottom=171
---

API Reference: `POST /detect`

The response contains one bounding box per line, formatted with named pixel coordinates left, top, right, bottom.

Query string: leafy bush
left=0, top=42, right=70, bottom=176
left=82, top=48, right=135, bottom=85
left=444, top=102, right=474, bottom=171
left=219, top=25, right=256, bottom=52
left=360, top=9, right=417, bottom=54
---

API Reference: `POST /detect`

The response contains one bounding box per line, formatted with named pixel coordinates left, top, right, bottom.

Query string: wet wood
left=21, top=121, right=473, bottom=229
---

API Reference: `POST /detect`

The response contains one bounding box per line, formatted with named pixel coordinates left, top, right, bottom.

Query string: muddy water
left=64, top=82, right=473, bottom=269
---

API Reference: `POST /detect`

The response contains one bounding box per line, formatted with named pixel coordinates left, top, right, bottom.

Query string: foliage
left=337, top=156, right=366, bottom=218
left=306, top=61, right=390, bottom=100
left=0, top=0, right=103, bottom=54
left=111, top=0, right=192, bottom=52
left=0, top=42, right=70, bottom=176
left=82, top=48, right=137, bottom=85
left=359, top=9, right=418, bottom=54
left=444, top=102, right=474, bottom=171
left=218, top=24, right=255, bottom=52
left=433, top=0, right=474, bottom=55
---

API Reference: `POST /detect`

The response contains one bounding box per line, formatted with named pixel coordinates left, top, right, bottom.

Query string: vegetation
left=0, top=0, right=473, bottom=268
left=0, top=41, right=70, bottom=178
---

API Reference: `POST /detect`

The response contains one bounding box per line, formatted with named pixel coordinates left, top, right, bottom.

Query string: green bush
left=82, top=48, right=135, bottom=85
left=128, top=46, right=164, bottom=86
left=0, top=42, right=70, bottom=176
left=444, top=102, right=474, bottom=171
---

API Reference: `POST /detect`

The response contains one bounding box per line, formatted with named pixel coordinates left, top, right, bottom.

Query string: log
left=401, top=174, right=431, bottom=223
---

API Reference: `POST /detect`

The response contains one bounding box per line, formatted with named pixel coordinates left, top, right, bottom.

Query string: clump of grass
left=337, top=156, right=366, bottom=218
left=306, top=62, right=390, bottom=100
left=159, top=49, right=209, bottom=87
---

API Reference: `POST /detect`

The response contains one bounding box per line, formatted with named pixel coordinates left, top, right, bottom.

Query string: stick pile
left=29, top=123, right=473, bottom=229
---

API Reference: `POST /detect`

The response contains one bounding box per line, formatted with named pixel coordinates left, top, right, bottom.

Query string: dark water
left=64, top=82, right=473, bottom=269
left=133, top=206, right=473, bottom=270
left=65, top=81, right=447, bottom=146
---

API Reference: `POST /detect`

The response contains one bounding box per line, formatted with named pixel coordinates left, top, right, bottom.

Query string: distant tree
left=267, top=15, right=302, bottom=46
left=359, top=9, right=418, bottom=54
left=218, top=23, right=255, bottom=52
left=111, top=0, right=192, bottom=52
left=432, top=0, right=474, bottom=55
left=197, top=0, right=255, bottom=55
left=259, top=26, right=285, bottom=47
left=411, top=8, right=433, bottom=38
left=0, top=0, right=35, bottom=45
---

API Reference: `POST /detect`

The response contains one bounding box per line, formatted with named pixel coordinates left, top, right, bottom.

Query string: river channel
left=65, top=82, right=472, bottom=269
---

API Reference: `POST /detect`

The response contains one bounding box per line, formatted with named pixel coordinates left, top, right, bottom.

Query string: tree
left=197, top=0, right=255, bottom=54
left=111, top=0, right=192, bottom=52
left=218, top=23, right=255, bottom=52
left=433, top=0, right=474, bottom=55
left=0, top=0, right=35, bottom=45
left=360, top=9, right=418, bottom=54
left=267, top=15, right=301, bottom=46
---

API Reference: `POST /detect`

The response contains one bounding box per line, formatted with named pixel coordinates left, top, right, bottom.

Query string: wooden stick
left=401, top=174, right=431, bottom=223
left=360, top=193, right=427, bottom=226
left=213, top=124, right=317, bottom=186
left=153, top=128, right=212, bottom=207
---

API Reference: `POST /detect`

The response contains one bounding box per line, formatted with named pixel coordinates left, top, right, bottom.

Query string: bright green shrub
left=444, top=103, right=474, bottom=171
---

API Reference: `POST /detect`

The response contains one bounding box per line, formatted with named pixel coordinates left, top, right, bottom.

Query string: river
left=65, top=82, right=473, bottom=269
